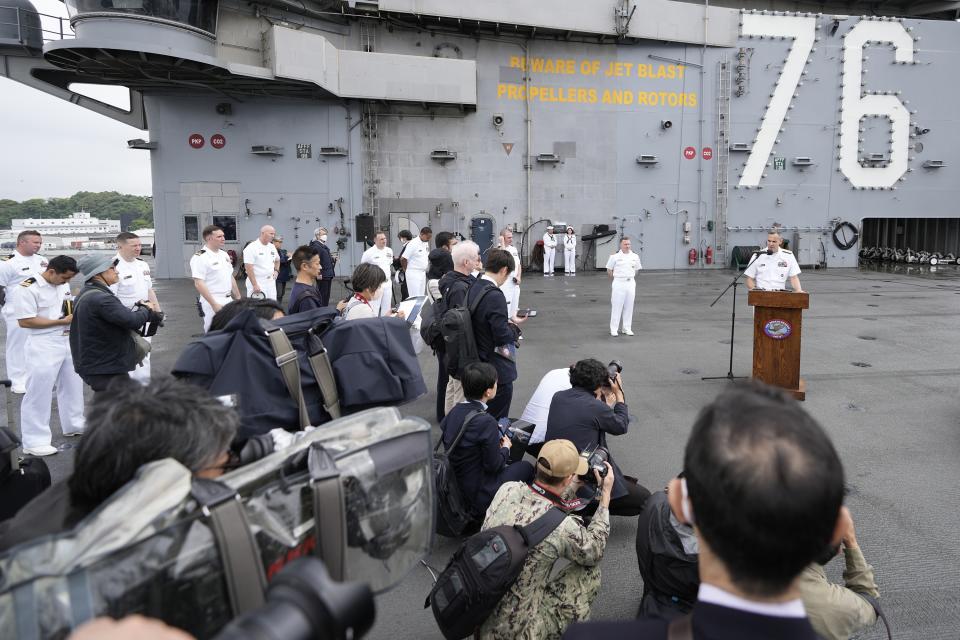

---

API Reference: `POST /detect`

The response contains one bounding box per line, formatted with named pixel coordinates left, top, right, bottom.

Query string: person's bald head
left=259, top=225, right=276, bottom=244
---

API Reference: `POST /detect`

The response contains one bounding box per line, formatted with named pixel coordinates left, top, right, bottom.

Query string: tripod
left=702, top=253, right=763, bottom=382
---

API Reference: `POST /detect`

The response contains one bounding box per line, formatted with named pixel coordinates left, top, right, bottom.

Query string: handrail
left=0, top=5, right=74, bottom=43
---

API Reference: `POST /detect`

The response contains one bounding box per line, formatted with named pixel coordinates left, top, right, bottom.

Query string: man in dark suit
left=564, top=383, right=846, bottom=640
left=544, top=358, right=650, bottom=516
left=440, top=362, right=533, bottom=525
left=466, top=248, right=524, bottom=419
left=309, top=227, right=336, bottom=306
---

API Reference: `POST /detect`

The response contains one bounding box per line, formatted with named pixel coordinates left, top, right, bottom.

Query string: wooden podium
left=747, top=290, right=809, bottom=400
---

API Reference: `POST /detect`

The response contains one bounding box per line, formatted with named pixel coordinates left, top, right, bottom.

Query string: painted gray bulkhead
left=5, top=1, right=960, bottom=275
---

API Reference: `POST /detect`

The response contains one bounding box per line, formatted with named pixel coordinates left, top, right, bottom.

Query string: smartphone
left=516, top=309, right=537, bottom=318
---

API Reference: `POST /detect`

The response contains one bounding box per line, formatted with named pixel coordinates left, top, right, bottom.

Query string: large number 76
left=738, top=14, right=914, bottom=190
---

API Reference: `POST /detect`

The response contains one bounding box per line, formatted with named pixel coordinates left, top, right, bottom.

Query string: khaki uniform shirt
left=478, top=482, right=610, bottom=640
left=798, top=546, right=879, bottom=640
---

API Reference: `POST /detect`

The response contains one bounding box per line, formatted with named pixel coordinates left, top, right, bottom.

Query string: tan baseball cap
left=537, top=439, right=588, bottom=478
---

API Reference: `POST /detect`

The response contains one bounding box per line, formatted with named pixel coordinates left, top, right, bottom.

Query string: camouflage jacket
left=477, top=481, right=610, bottom=640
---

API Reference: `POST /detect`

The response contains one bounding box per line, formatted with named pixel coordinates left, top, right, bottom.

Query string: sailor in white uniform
left=242, top=225, right=280, bottom=300
left=402, top=227, right=431, bottom=298
left=562, top=227, right=577, bottom=275
left=113, top=232, right=160, bottom=383
left=361, top=230, right=395, bottom=316
left=542, top=225, right=557, bottom=276
left=11, top=256, right=85, bottom=456
left=498, top=228, right=522, bottom=317
left=744, top=230, right=804, bottom=293
left=0, top=230, right=48, bottom=393
left=190, top=225, right=240, bottom=332
left=606, top=237, right=643, bottom=337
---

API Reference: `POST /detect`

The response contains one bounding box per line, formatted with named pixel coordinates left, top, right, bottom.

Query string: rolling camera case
left=0, top=408, right=434, bottom=639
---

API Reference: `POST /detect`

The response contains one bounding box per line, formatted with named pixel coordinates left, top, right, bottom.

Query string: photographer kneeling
left=544, top=358, right=651, bottom=516
left=0, top=377, right=237, bottom=551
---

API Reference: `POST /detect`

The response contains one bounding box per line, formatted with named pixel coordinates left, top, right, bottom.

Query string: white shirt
left=404, top=237, right=429, bottom=271
left=503, top=244, right=520, bottom=280
left=189, top=247, right=234, bottom=296
left=563, top=234, right=577, bottom=250
left=0, top=251, right=49, bottom=315
left=11, top=275, right=71, bottom=336
left=606, top=250, right=642, bottom=278
left=542, top=233, right=557, bottom=249
left=521, top=368, right=573, bottom=444
left=361, top=245, right=394, bottom=279
left=112, top=254, right=153, bottom=308
left=242, top=240, right=280, bottom=282
left=698, top=584, right=806, bottom=619
left=743, top=249, right=801, bottom=291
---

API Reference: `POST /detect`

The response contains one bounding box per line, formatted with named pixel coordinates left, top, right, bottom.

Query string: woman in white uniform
left=563, top=226, right=577, bottom=275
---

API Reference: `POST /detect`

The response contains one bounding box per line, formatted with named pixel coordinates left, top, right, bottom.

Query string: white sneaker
left=610, top=331, right=618, bottom=337
left=622, top=329, right=635, bottom=336
left=23, top=445, right=57, bottom=457
left=10, top=385, right=25, bottom=394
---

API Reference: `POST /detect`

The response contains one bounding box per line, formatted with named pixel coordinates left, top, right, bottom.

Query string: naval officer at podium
left=744, top=230, right=804, bottom=293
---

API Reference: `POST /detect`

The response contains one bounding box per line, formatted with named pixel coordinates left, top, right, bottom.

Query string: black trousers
left=84, top=373, right=130, bottom=394
left=435, top=350, right=448, bottom=422
left=276, top=279, right=288, bottom=302
left=486, top=382, right=513, bottom=420
left=317, top=278, right=333, bottom=307
left=581, top=477, right=651, bottom=517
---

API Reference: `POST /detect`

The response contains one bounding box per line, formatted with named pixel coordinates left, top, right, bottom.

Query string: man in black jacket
left=70, top=255, right=157, bottom=392
left=544, top=358, right=650, bottom=516
left=309, top=227, right=336, bottom=306
left=440, top=362, right=533, bottom=525
left=564, top=383, right=846, bottom=640
left=466, top=248, right=523, bottom=420
left=433, top=240, right=480, bottom=419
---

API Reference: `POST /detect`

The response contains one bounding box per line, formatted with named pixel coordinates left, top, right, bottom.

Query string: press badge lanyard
left=529, top=481, right=586, bottom=512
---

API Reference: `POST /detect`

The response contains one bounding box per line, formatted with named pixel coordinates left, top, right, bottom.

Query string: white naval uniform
left=563, top=235, right=577, bottom=274
left=0, top=251, right=48, bottom=391
left=361, top=245, right=394, bottom=316
left=113, top=254, right=155, bottom=383
left=11, top=276, right=84, bottom=449
left=404, top=237, right=429, bottom=298
left=499, top=244, right=521, bottom=317
left=542, top=232, right=557, bottom=274
left=606, top=250, right=642, bottom=334
left=190, top=248, right=235, bottom=332
left=242, top=240, right=280, bottom=300
left=743, top=249, right=801, bottom=291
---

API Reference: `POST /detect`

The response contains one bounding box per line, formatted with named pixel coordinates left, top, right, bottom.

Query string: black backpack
left=426, top=506, right=567, bottom=640
left=434, top=409, right=483, bottom=537
left=420, top=276, right=470, bottom=353
left=439, top=285, right=493, bottom=380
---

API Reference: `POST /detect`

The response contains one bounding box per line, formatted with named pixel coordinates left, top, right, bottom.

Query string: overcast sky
left=0, top=0, right=151, bottom=202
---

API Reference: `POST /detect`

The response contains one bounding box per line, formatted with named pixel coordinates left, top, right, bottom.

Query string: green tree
left=0, top=192, right=152, bottom=229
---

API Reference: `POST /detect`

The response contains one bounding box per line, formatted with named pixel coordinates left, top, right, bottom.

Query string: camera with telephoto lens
left=214, top=556, right=375, bottom=640
left=578, top=444, right=609, bottom=485
left=603, top=360, right=623, bottom=386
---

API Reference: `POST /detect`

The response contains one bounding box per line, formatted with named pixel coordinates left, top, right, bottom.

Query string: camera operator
left=0, top=376, right=237, bottom=552
left=70, top=255, right=161, bottom=393
left=478, top=440, right=613, bottom=640
left=544, top=358, right=651, bottom=516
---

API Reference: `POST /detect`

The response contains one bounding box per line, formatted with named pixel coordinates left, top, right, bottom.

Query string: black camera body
left=579, top=444, right=609, bottom=484
left=608, top=360, right=623, bottom=381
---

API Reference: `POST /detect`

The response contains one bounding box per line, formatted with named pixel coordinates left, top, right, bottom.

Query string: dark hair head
left=209, top=298, right=285, bottom=331
left=351, top=262, right=387, bottom=294
left=47, top=255, right=78, bottom=275
left=435, top=231, right=454, bottom=249
left=569, top=358, right=608, bottom=391
left=16, top=230, right=41, bottom=243
left=202, top=225, right=223, bottom=241
left=420, top=226, right=433, bottom=237
left=684, top=382, right=844, bottom=597
left=398, top=230, right=413, bottom=241
left=292, top=245, right=319, bottom=272
left=461, top=362, right=498, bottom=400
left=484, top=248, right=514, bottom=275
left=68, top=376, right=239, bottom=512
left=116, top=232, right=139, bottom=244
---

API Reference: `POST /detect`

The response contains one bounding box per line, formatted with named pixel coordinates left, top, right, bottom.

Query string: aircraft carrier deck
left=4, top=264, right=958, bottom=640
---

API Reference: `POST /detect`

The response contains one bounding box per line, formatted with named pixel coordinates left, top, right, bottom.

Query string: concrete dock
left=4, top=264, right=958, bottom=639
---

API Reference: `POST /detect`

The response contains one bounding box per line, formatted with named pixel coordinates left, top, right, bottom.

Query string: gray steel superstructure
left=2, top=0, right=959, bottom=276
